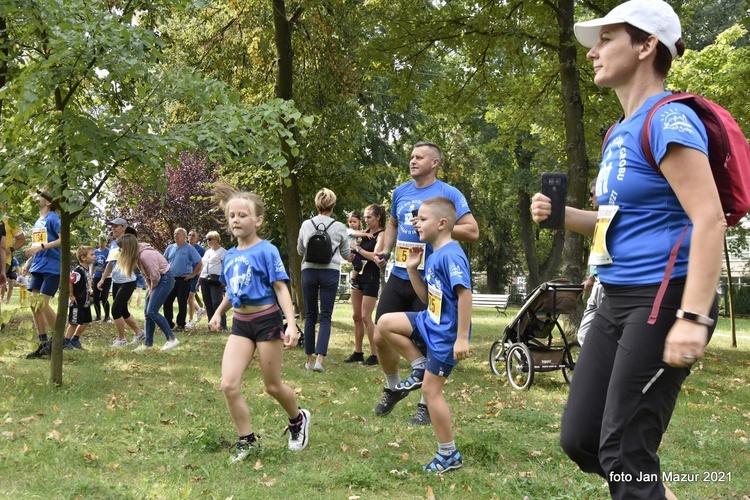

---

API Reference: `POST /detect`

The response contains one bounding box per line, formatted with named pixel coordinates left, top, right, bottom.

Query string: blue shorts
left=404, top=311, right=455, bottom=378
left=28, top=272, right=61, bottom=297
left=189, top=275, right=199, bottom=293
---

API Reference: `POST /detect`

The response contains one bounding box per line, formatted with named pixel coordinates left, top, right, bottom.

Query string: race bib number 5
left=394, top=240, right=426, bottom=270
left=427, top=283, right=442, bottom=324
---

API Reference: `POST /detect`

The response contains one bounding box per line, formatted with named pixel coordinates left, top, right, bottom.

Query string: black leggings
left=560, top=279, right=717, bottom=499
left=374, top=274, right=425, bottom=323
left=111, top=281, right=137, bottom=320
left=92, top=276, right=111, bottom=318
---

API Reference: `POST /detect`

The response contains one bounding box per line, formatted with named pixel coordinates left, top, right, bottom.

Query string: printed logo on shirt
left=449, top=262, right=464, bottom=279
left=660, top=107, right=696, bottom=134
left=227, top=256, right=252, bottom=296
left=274, top=257, right=286, bottom=274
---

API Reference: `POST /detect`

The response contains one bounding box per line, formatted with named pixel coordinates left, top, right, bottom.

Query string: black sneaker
left=26, top=341, right=51, bottom=359
left=344, top=352, right=364, bottom=363
left=374, top=388, right=410, bottom=416
left=363, top=354, right=379, bottom=366
left=409, top=403, right=431, bottom=426
left=63, top=339, right=73, bottom=350
left=70, top=339, right=85, bottom=350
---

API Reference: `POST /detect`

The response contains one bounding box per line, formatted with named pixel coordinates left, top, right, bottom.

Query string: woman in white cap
left=531, top=1, right=724, bottom=498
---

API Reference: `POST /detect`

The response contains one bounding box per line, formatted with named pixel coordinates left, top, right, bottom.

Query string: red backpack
left=603, top=92, right=750, bottom=323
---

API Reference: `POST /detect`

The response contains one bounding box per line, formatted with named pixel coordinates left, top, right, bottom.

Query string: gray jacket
left=297, top=215, right=351, bottom=271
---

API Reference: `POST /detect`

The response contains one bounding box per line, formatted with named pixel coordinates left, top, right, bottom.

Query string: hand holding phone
left=539, top=173, right=567, bottom=229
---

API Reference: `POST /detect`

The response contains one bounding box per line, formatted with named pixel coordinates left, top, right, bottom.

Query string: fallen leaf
left=425, top=485, right=436, bottom=500
left=359, top=448, right=370, bottom=458
left=54, top=419, right=62, bottom=426
left=254, top=459, right=263, bottom=470
left=258, top=473, right=275, bottom=487
left=341, top=444, right=349, bottom=452
left=83, top=452, right=97, bottom=462
left=2, top=431, right=14, bottom=439
left=20, top=416, right=36, bottom=423
left=388, top=442, right=400, bottom=448
left=47, top=430, right=61, bottom=441
left=401, top=453, right=409, bottom=462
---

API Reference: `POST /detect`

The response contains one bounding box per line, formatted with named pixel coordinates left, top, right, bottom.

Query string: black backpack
left=304, top=218, right=336, bottom=264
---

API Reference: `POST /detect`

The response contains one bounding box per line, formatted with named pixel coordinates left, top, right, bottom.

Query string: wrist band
left=676, top=309, right=715, bottom=327
left=41, top=243, right=45, bottom=250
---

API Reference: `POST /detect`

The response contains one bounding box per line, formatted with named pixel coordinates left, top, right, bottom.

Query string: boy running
left=65, top=246, right=95, bottom=350
left=378, top=196, right=472, bottom=472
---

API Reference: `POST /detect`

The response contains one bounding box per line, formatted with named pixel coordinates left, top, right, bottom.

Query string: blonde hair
left=206, top=230, right=221, bottom=241
left=76, top=246, right=94, bottom=262
left=421, top=196, right=457, bottom=229
left=117, top=234, right=140, bottom=277
left=212, top=180, right=265, bottom=232
left=315, top=188, right=336, bottom=213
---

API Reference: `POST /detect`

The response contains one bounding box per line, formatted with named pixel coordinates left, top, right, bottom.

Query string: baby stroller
left=489, top=279, right=583, bottom=390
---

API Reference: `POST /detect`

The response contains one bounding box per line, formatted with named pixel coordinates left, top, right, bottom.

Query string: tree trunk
left=555, top=0, right=589, bottom=285
left=272, top=0, right=305, bottom=315
left=50, top=209, right=71, bottom=386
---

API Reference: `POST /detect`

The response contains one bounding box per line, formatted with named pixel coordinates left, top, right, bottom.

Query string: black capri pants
left=110, top=280, right=137, bottom=321
left=560, top=279, right=717, bottom=499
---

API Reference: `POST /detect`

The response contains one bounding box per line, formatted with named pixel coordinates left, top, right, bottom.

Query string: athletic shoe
left=196, top=308, right=205, bottom=322
left=26, top=341, right=51, bottom=359
left=130, top=332, right=146, bottom=345
left=63, top=339, right=74, bottom=350
left=423, top=450, right=463, bottom=473
left=93, top=316, right=102, bottom=322
left=103, top=317, right=111, bottom=323
left=304, top=362, right=314, bottom=371
left=161, top=338, right=180, bottom=351
left=133, top=344, right=154, bottom=352
left=313, top=362, right=325, bottom=373
left=172, top=325, right=185, bottom=332
left=186, top=320, right=195, bottom=329
left=112, top=338, right=128, bottom=347
left=409, top=403, right=431, bottom=426
left=70, top=339, right=85, bottom=350
left=394, top=368, right=424, bottom=392
left=344, top=352, right=364, bottom=363
left=286, top=409, right=310, bottom=451
left=230, top=436, right=260, bottom=464
left=374, top=388, right=410, bottom=416
left=363, top=355, right=379, bottom=366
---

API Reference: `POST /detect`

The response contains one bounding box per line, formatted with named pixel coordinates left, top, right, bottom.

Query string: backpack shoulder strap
left=324, top=220, right=335, bottom=231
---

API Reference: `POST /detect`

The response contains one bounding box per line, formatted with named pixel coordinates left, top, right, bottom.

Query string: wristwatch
left=676, top=309, right=715, bottom=327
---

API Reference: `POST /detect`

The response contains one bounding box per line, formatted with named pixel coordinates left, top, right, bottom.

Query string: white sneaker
left=161, top=338, right=180, bottom=351
left=287, top=409, right=310, bottom=451
left=197, top=308, right=205, bottom=322
left=111, top=338, right=128, bottom=347
left=130, top=332, right=146, bottom=345
left=186, top=320, right=195, bottom=329
left=133, top=344, right=153, bottom=352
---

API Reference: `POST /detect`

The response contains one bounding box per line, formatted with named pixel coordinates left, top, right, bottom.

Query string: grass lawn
left=0, top=297, right=748, bottom=499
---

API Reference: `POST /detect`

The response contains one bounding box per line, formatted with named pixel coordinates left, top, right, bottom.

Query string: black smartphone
left=539, top=172, right=567, bottom=229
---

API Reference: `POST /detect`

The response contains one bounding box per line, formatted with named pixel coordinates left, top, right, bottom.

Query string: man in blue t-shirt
left=372, top=141, right=479, bottom=425
left=186, top=229, right=206, bottom=328
left=163, top=228, right=203, bottom=331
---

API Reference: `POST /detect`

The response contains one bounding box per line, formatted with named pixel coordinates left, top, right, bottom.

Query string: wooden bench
left=472, top=293, right=510, bottom=316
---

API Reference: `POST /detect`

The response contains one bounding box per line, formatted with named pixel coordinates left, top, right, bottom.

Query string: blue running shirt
left=221, top=240, right=289, bottom=308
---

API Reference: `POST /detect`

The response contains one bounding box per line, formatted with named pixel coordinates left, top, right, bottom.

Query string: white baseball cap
left=574, top=0, right=681, bottom=59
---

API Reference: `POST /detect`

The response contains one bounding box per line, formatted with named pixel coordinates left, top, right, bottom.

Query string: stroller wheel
left=562, top=341, right=581, bottom=384
left=489, top=339, right=505, bottom=376
left=506, top=343, right=534, bottom=390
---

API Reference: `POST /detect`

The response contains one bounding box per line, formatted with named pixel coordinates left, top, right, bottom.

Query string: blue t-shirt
left=596, top=92, right=709, bottom=285
left=414, top=241, right=472, bottom=365
left=389, top=180, right=471, bottom=280
left=29, top=211, right=61, bottom=275
left=220, top=240, right=289, bottom=308
left=193, top=244, right=206, bottom=258
left=94, top=248, right=109, bottom=278
left=164, top=243, right=202, bottom=276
